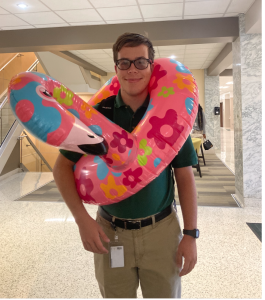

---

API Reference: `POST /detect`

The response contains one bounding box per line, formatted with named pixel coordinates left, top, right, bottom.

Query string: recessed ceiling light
left=17, top=3, right=28, bottom=8
left=226, top=81, right=233, bottom=84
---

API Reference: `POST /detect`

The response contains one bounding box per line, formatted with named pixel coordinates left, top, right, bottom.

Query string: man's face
left=115, top=44, right=153, bottom=98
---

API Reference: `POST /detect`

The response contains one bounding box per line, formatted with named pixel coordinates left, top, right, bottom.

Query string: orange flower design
left=133, top=125, right=141, bottom=134
left=81, top=102, right=98, bottom=119
left=91, top=89, right=111, bottom=105
left=11, top=77, right=22, bottom=86
left=100, top=176, right=127, bottom=200
left=173, top=73, right=196, bottom=93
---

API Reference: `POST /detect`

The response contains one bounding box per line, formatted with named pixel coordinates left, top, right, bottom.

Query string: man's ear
left=150, top=62, right=154, bottom=73
left=115, top=65, right=117, bottom=74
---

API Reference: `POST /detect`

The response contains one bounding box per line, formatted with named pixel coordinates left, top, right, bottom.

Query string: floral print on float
left=147, top=109, right=184, bottom=150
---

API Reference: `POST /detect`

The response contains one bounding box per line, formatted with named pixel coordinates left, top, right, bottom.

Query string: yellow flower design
left=81, top=102, right=98, bottom=119
left=173, top=73, right=196, bottom=93
left=100, top=176, right=127, bottom=200
left=157, top=86, right=175, bottom=98
left=137, top=139, right=152, bottom=166
left=53, top=85, right=74, bottom=106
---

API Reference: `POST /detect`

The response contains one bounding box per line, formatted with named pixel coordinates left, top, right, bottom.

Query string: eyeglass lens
left=118, top=58, right=149, bottom=70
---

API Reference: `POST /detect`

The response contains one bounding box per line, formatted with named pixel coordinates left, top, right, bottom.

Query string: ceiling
left=0, top=0, right=255, bottom=30
left=70, top=43, right=227, bottom=72
left=0, top=0, right=255, bottom=74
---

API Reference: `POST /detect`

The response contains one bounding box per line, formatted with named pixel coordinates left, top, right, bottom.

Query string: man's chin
left=125, top=88, right=147, bottom=97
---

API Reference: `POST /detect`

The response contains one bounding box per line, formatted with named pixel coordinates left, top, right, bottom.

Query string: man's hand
left=176, top=235, right=197, bottom=277
left=77, top=215, right=110, bottom=254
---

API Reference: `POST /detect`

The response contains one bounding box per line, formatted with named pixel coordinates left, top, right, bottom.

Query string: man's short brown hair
left=113, top=32, right=155, bottom=63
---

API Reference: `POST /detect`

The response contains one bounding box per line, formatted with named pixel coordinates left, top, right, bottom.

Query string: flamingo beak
left=78, top=139, right=108, bottom=156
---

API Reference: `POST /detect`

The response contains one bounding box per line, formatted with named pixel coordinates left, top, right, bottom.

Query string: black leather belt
left=98, top=205, right=172, bottom=230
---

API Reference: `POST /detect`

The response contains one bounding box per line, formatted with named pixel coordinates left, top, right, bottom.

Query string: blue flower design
left=170, top=59, right=191, bottom=74
left=68, top=109, right=80, bottom=119
left=94, top=156, right=109, bottom=180
left=89, top=125, right=102, bottom=136
left=141, top=99, right=154, bottom=120
left=111, top=171, right=122, bottom=177
left=154, top=158, right=162, bottom=168
left=105, top=77, right=114, bottom=86
left=185, top=97, right=195, bottom=115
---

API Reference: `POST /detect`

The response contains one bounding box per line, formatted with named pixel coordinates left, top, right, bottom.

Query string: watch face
left=195, top=229, right=199, bottom=238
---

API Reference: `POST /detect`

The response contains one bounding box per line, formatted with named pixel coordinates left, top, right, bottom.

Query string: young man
left=53, top=33, right=199, bottom=298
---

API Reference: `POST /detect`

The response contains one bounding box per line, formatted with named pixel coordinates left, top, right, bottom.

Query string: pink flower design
left=109, top=77, right=120, bottom=94
left=123, top=167, right=143, bottom=189
left=149, top=64, right=167, bottom=92
left=101, top=154, right=114, bottom=165
left=147, top=109, right=184, bottom=150
left=110, top=130, right=133, bottom=153
left=76, top=169, right=96, bottom=204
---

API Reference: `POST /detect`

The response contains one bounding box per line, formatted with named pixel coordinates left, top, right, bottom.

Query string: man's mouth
left=126, top=78, right=142, bottom=83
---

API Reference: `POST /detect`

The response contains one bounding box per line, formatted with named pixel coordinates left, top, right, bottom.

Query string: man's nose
left=127, top=63, right=138, bottom=73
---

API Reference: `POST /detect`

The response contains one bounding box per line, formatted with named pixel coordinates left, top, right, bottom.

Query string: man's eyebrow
left=118, top=56, right=147, bottom=60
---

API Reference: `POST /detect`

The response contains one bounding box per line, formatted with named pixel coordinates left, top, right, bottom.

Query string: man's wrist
left=183, top=229, right=200, bottom=238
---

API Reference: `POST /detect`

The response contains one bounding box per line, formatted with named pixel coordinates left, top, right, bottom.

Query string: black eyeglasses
left=116, top=58, right=152, bottom=70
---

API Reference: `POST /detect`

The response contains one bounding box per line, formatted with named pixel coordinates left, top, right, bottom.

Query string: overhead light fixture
left=17, top=3, right=28, bottom=8
left=226, top=81, right=233, bottom=84
left=169, top=55, right=176, bottom=59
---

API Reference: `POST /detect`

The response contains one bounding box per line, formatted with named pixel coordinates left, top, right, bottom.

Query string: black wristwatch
left=183, top=229, right=200, bottom=238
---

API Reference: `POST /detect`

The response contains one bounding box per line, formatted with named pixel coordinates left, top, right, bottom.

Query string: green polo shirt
left=60, top=90, right=197, bottom=219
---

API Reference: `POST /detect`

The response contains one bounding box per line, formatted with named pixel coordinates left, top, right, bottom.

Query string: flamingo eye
left=43, top=90, right=52, bottom=97
left=88, top=135, right=95, bottom=138
left=36, top=85, right=55, bottom=102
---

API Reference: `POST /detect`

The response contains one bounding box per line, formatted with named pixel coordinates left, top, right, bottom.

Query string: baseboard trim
left=0, top=168, right=22, bottom=183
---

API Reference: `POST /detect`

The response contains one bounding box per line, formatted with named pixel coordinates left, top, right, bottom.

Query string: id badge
left=109, top=235, right=125, bottom=268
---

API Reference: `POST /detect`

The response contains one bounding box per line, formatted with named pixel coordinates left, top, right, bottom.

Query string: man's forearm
left=174, top=166, right=197, bottom=230
left=53, top=155, right=92, bottom=225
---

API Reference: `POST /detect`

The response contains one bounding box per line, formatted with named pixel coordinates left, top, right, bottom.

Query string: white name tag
left=110, top=246, right=124, bottom=268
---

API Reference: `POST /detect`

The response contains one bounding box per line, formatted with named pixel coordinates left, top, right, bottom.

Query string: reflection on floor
left=0, top=129, right=262, bottom=299
left=17, top=149, right=237, bottom=208
left=215, top=128, right=235, bottom=174
left=177, top=147, right=237, bottom=207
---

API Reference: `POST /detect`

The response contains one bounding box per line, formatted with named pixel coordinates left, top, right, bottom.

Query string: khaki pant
left=94, top=206, right=182, bottom=298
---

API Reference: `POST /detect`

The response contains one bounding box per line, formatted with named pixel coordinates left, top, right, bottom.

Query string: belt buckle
left=127, top=220, right=141, bottom=230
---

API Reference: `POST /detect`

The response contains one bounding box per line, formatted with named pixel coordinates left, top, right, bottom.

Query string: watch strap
left=183, top=229, right=199, bottom=238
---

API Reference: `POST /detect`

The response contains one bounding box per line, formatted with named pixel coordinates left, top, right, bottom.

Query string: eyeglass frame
left=115, top=57, right=153, bottom=70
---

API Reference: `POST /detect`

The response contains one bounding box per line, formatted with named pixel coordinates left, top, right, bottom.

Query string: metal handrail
left=0, top=53, right=20, bottom=72
left=19, top=131, right=53, bottom=172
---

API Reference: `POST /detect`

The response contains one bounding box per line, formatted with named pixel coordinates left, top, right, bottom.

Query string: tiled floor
left=0, top=130, right=262, bottom=298
left=16, top=149, right=238, bottom=208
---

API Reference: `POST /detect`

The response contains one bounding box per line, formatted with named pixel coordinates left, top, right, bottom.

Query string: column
left=232, top=14, right=262, bottom=207
left=204, top=70, right=221, bottom=150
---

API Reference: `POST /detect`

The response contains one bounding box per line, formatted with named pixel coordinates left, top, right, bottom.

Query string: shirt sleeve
left=59, top=149, right=83, bottom=163
left=59, top=103, right=101, bottom=163
left=171, top=135, right=198, bottom=168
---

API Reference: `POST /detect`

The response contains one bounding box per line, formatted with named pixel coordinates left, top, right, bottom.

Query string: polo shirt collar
left=115, top=89, right=150, bottom=109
